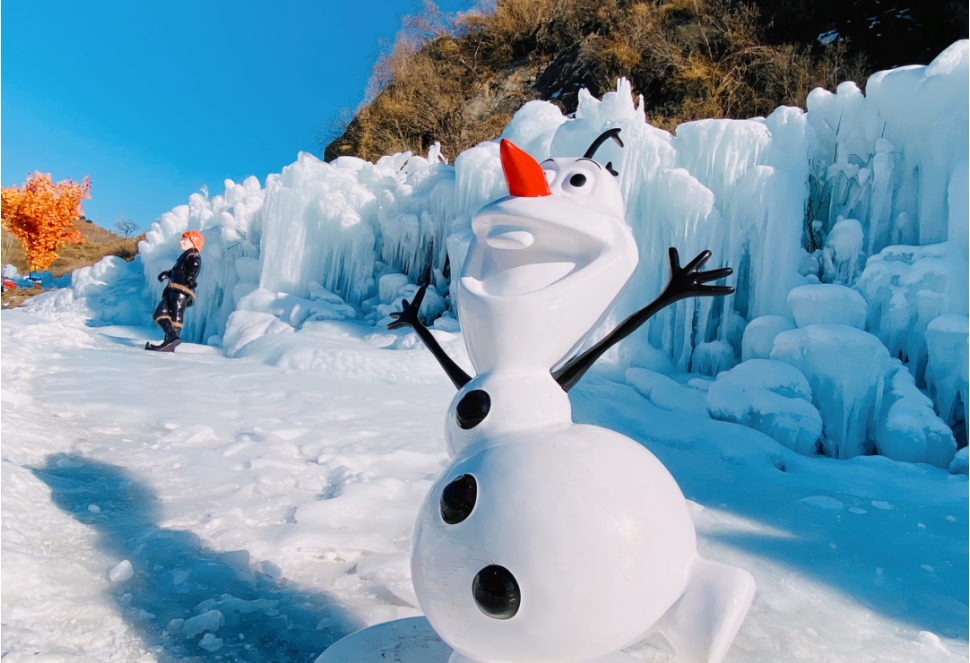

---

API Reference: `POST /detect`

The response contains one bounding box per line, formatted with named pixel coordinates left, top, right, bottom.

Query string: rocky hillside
left=324, top=0, right=967, bottom=163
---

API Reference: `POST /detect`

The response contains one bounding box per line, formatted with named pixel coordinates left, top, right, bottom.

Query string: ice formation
left=878, top=359, right=958, bottom=467
left=741, top=315, right=795, bottom=362
left=788, top=284, right=868, bottom=329
left=50, top=41, right=968, bottom=468
left=771, top=324, right=957, bottom=467
left=706, top=359, right=823, bottom=456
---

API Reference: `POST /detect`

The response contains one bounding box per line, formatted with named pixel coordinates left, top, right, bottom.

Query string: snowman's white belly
left=412, top=424, right=697, bottom=663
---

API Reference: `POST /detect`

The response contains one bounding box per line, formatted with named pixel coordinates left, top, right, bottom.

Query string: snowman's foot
left=450, top=652, right=638, bottom=663
left=644, top=555, right=755, bottom=663
left=317, top=617, right=643, bottom=663
left=316, top=618, right=450, bottom=662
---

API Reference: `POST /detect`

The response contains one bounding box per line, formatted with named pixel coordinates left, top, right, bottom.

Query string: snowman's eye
left=473, top=565, right=520, bottom=619
left=440, top=474, right=477, bottom=524
left=562, top=168, right=595, bottom=195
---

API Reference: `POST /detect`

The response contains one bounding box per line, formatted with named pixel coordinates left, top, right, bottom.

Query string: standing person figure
left=146, top=230, right=203, bottom=352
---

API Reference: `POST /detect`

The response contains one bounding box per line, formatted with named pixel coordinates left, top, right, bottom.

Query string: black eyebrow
left=540, top=157, right=602, bottom=169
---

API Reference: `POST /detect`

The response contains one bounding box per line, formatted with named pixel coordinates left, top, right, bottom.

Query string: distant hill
left=1, top=217, right=143, bottom=277
left=324, top=0, right=967, bottom=163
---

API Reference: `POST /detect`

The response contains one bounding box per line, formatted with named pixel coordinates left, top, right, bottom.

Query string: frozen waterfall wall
left=77, top=40, right=967, bottom=462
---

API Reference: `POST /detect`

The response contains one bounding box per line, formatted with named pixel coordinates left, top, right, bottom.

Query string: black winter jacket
left=159, top=248, right=202, bottom=290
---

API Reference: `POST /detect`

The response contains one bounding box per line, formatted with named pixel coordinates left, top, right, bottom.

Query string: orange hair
left=182, top=230, right=204, bottom=250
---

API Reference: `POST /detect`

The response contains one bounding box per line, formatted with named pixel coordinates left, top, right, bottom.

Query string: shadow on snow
left=32, top=455, right=365, bottom=663
left=572, top=376, right=969, bottom=641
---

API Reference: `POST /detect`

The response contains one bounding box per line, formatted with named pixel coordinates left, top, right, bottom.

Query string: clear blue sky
left=2, top=0, right=466, bottom=233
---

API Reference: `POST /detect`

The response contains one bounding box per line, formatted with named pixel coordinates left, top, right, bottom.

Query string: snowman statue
left=320, top=132, right=755, bottom=663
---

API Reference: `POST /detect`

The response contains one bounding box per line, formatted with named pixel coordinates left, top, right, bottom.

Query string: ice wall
left=806, top=42, right=969, bottom=253
left=134, top=148, right=462, bottom=344
left=59, top=40, right=968, bottom=466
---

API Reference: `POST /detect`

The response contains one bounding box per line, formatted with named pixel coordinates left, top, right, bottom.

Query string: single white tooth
left=486, top=229, right=534, bottom=250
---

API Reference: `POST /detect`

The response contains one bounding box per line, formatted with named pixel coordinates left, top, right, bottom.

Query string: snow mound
left=771, top=325, right=891, bottom=459
left=741, top=315, right=795, bottom=361
left=771, top=324, right=958, bottom=467
left=714, top=359, right=813, bottom=400
left=224, top=310, right=295, bottom=357
left=950, top=447, right=969, bottom=475
left=41, top=256, right=152, bottom=327
left=706, top=360, right=822, bottom=455
left=878, top=364, right=957, bottom=467
left=238, top=287, right=357, bottom=328
left=787, top=284, right=868, bottom=329
left=626, top=368, right=708, bottom=413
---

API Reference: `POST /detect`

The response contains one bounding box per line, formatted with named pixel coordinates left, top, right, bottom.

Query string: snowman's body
left=321, top=137, right=754, bottom=663
left=413, top=425, right=697, bottom=663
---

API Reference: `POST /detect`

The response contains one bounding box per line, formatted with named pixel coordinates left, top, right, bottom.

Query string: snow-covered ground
left=2, top=308, right=966, bottom=662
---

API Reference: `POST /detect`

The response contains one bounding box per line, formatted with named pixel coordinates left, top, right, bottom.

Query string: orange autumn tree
left=1, top=172, right=91, bottom=272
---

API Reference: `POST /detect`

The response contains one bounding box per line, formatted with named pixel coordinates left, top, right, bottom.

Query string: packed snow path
left=2, top=308, right=967, bottom=662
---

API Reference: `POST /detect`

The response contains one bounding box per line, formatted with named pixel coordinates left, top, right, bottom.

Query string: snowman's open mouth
left=463, top=259, right=577, bottom=297
left=462, top=219, right=603, bottom=297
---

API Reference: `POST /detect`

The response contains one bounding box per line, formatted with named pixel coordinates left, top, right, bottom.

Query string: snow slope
left=2, top=309, right=967, bottom=662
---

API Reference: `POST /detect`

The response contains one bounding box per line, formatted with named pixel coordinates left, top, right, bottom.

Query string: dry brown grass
left=1, top=219, right=142, bottom=278
left=324, top=0, right=870, bottom=161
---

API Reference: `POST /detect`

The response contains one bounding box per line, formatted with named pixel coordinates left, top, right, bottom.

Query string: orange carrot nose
left=500, top=139, right=551, bottom=197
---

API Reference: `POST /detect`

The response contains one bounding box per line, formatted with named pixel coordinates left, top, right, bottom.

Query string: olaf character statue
left=320, top=132, right=755, bottom=663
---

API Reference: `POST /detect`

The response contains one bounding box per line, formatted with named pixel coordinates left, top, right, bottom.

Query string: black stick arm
left=552, top=293, right=678, bottom=392
left=389, top=286, right=473, bottom=390
left=412, top=320, right=473, bottom=389
left=552, top=248, right=733, bottom=392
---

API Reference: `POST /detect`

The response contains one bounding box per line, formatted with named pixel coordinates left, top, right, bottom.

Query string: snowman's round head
left=457, top=134, right=639, bottom=374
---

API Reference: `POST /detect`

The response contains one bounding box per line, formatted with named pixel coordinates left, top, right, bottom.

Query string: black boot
left=146, top=319, right=182, bottom=352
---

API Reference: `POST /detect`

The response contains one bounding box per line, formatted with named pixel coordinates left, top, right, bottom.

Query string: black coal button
left=473, top=565, right=520, bottom=619
left=440, top=474, right=477, bottom=524
left=456, top=390, right=490, bottom=429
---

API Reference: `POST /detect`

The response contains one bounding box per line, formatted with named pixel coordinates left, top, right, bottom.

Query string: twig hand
left=388, top=285, right=427, bottom=330
left=662, top=248, right=734, bottom=302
